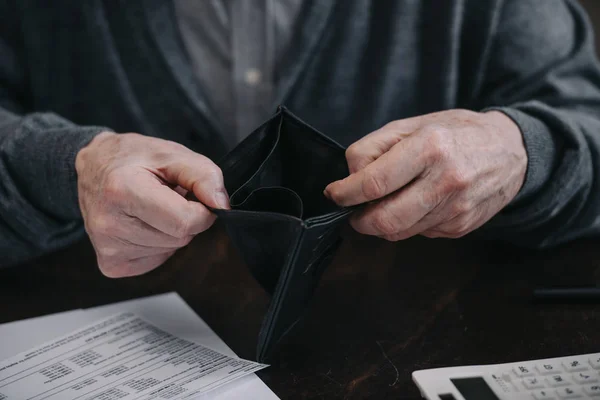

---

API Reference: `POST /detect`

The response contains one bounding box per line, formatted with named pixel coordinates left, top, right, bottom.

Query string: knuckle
left=181, top=204, right=216, bottom=236
left=421, top=125, right=451, bottom=164
left=349, top=215, right=370, bottom=235
left=98, top=266, right=119, bottom=278
left=98, top=246, right=120, bottom=259
left=96, top=256, right=120, bottom=278
left=151, top=139, right=188, bottom=157
left=449, top=200, right=472, bottom=217
left=419, top=189, right=442, bottom=210
left=199, top=213, right=217, bottom=233
left=345, top=143, right=363, bottom=162
left=442, top=168, right=470, bottom=192
left=101, top=264, right=132, bottom=278
left=346, top=142, right=372, bottom=173
left=385, top=232, right=409, bottom=242
left=103, top=172, right=127, bottom=203
left=326, top=184, right=345, bottom=205
left=202, top=164, right=224, bottom=185
left=383, top=120, right=406, bottom=132
left=421, top=231, right=441, bottom=239
left=85, top=215, right=103, bottom=234
left=453, top=108, right=476, bottom=120
left=166, top=140, right=190, bottom=153
left=177, top=235, right=194, bottom=248
left=361, top=171, right=387, bottom=200
left=446, top=230, right=469, bottom=239
left=371, top=210, right=398, bottom=235
left=452, top=221, right=470, bottom=235
left=87, top=215, right=114, bottom=236
left=172, top=216, right=192, bottom=239
left=445, top=217, right=471, bottom=237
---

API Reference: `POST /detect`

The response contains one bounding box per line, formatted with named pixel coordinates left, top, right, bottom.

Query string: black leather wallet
left=211, top=106, right=354, bottom=362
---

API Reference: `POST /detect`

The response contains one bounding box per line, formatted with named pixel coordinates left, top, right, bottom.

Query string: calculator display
left=450, top=377, right=500, bottom=400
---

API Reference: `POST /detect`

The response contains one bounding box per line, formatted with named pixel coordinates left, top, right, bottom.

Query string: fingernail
left=214, top=190, right=230, bottom=209
left=323, top=187, right=332, bottom=199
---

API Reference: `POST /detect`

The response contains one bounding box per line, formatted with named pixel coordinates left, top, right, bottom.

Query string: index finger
left=345, top=116, right=424, bottom=173
left=154, top=150, right=230, bottom=210
left=324, top=135, right=426, bottom=207
left=125, top=171, right=216, bottom=238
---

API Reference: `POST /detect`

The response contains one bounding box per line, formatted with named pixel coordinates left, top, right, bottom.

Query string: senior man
left=1, top=0, right=599, bottom=277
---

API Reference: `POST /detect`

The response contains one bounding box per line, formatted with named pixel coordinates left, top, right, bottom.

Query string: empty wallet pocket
left=233, top=187, right=304, bottom=219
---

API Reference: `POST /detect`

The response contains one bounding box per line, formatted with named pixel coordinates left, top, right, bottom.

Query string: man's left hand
left=324, top=109, right=528, bottom=240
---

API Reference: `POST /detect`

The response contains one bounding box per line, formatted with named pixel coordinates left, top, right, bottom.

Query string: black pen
left=533, top=286, right=600, bottom=303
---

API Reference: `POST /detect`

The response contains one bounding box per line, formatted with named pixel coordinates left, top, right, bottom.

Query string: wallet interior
left=219, top=109, right=350, bottom=222
left=213, top=108, right=354, bottom=361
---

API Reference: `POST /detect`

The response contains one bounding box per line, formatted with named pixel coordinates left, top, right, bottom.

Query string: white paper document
left=0, top=310, right=85, bottom=360
left=0, top=293, right=278, bottom=400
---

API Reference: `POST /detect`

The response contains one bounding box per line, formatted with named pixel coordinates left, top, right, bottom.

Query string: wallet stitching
left=224, top=109, right=351, bottom=222
left=284, top=118, right=342, bottom=151
left=305, top=207, right=354, bottom=226
left=233, top=186, right=304, bottom=219
left=217, top=107, right=356, bottom=361
left=281, top=108, right=347, bottom=151
left=219, top=110, right=284, bottom=173
left=213, top=208, right=304, bottom=224
left=229, top=114, right=285, bottom=206
left=221, top=140, right=264, bottom=173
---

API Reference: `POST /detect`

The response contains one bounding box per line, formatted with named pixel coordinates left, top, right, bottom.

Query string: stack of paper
left=0, top=292, right=279, bottom=400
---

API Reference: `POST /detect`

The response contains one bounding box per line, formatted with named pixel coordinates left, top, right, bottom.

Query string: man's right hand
left=75, top=132, right=229, bottom=278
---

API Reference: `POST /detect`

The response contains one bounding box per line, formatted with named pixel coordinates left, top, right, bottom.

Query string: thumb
left=160, top=152, right=230, bottom=210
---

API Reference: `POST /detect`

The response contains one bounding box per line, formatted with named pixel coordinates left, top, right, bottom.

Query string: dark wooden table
left=1, top=222, right=600, bottom=399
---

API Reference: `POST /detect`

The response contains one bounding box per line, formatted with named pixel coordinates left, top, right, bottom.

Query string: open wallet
left=210, top=106, right=355, bottom=362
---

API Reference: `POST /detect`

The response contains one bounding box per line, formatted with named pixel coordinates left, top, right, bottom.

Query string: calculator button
left=572, top=371, right=599, bottom=384
left=546, top=375, right=570, bottom=387
left=514, top=365, right=535, bottom=377
left=532, top=389, right=557, bottom=400
left=562, top=359, right=589, bottom=373
left=523, top=377, right=546, bottom=389
left=554, top=387, right=583, bottom=399
left=583, top=384, right=600, bottom=397
left=537, top=363, right=563, bottom=375
left=589, top=356, right=600, bottom=370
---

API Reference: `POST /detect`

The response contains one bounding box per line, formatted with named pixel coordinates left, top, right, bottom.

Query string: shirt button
left=244, top=68, right=262, bottom=86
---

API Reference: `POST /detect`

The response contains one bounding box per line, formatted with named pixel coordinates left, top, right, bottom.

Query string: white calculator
left=412, top=352, right=600, bottom=399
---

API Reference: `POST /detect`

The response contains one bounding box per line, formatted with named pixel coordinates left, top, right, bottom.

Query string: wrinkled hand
left=324, top=110, right=527, bottom=240
left=75, top=132, right=229, bottom=278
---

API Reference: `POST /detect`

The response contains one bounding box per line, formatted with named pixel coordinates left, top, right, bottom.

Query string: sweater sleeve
left=475, top=0, right=600, bottom=248
left=0, top=3, right=110, bottom=266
